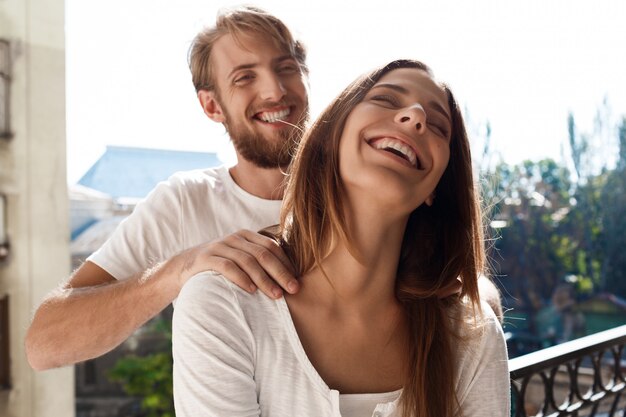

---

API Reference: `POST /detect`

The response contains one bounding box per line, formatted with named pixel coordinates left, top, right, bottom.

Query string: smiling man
left=196, top=28, right=309, bottom=179
left=26, top=6, right=310, bottom=371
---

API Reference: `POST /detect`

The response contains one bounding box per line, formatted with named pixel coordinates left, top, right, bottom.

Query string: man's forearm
left=25, top=261, right=180, bottom=370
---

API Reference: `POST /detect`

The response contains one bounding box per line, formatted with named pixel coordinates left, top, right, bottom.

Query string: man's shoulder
left=165, top=165, right=228, bottom=190
left=154, top=165, right=237, bottom=209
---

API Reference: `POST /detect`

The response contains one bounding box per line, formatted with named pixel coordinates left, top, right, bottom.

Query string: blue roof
left=77, top=146, right=222, bottom=198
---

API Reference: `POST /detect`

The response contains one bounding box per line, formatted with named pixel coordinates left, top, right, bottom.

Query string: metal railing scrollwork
left=509, top=325, right=626, bottom=417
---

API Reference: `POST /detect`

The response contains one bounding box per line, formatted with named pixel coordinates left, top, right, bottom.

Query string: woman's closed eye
left=428, top=121, right=449, bottom=138
left=370, top=94, right=400, bottom=107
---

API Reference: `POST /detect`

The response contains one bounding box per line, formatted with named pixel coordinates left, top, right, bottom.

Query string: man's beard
left=223, top=104, right=309, bottom=169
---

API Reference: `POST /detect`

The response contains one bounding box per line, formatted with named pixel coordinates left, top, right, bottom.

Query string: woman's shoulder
left=176, top=271, right=281, bottom=326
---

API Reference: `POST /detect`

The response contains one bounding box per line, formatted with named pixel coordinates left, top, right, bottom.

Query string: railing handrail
left=509, top=324, right=626, bottom=379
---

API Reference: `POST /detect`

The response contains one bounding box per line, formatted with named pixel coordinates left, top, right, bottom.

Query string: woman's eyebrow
left=372, top=84, right=451, bottom=125
left=371, top=83, right=409, bottom=95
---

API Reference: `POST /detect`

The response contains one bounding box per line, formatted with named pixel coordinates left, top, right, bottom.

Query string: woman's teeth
left=370, top=137, right=418, bottom=168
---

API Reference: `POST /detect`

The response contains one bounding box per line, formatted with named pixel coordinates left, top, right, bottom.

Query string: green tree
left=108, top=317, right=174, bottom=417
left=488, top=159, right=573, bottom=332
left=599, top=117, right=626, bottom=297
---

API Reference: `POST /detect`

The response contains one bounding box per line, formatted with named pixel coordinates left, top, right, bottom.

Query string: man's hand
left=435, top=275, right=503, bottom=322
left=180, top=229, right=299, bottom=299
left=478, top=275, right=503, bottom=322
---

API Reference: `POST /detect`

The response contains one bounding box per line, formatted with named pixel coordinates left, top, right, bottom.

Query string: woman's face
left=338, top=68, right=452, bottom=214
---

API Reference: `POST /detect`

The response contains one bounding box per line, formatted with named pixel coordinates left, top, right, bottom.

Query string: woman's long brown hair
left=277, top=59, right=485, bottom=417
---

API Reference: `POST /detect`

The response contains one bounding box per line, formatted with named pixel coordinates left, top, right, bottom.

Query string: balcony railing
left=509, top=324, right=626, bottom=417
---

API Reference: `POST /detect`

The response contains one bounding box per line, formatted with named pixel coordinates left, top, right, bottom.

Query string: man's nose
left=394, top=104, right=427, bottom=133
left=259, top=75, right=286, bottom=102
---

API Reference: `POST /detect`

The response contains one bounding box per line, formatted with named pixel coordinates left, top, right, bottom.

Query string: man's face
left=208, top=32, right=309, bottom=168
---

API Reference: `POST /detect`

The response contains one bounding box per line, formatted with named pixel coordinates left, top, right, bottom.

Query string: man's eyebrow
left=227, top=55, right=296, bottom=79
left=273, top=55, right=296, bottom=65
left=228, top=63, right=257, bottom=79
left=371, top=83, right=451, bottom=125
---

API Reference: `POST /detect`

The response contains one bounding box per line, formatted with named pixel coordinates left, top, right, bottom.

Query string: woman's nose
left=395, top=104, right=427, bottom=133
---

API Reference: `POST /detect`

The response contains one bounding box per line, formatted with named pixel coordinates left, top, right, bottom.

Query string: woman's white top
left=339, top=390, right=402, bottom=417
left=173, top=272, right=510, bottom=417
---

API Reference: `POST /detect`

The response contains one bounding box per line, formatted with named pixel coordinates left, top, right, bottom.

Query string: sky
left=65, top=0, right=626, bottom=184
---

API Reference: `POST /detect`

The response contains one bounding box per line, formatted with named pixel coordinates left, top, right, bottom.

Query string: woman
left=173, top=59, right=510, bottom=417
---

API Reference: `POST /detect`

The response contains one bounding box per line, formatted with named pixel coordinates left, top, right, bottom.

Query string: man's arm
left=25, top=229, right=297, bottom=371
left=25, top=260, right=181, bottom=370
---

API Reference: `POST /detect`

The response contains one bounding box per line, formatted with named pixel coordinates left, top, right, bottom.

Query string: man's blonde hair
left=188, top=6, right=308, bottom=92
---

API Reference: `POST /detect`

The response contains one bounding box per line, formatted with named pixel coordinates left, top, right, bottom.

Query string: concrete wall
left=0, top=0, right=73, bottom=415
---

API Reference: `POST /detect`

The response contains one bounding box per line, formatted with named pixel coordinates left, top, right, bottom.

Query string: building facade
left=0, top=0, right=73, bottom=416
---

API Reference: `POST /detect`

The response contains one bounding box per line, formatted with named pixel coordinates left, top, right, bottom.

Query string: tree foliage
left=487, top=110, right=626, bottom=324
left=107, top=318, right=175, bottom=417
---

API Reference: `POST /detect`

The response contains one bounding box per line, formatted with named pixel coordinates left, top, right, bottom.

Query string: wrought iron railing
left=509, top=324, right=626, bottom=417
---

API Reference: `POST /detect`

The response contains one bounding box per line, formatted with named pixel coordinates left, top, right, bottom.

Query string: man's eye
left=370, top=95, right=398, bottom=106
left=277, top=65, right=298, bottom=74
left=234, top=74, right=255, bottom=85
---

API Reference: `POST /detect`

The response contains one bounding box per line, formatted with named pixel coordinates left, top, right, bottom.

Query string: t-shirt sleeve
left=456, top=303, right=511, bottom=417
left=172, top=272, right=260, bottom=417
left=87, top=175, right=186, bottom=280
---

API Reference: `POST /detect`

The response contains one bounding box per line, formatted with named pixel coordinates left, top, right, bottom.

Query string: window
left=0, top=295, right=9, bottom=389
left=0, top=39, right=12, bottom=140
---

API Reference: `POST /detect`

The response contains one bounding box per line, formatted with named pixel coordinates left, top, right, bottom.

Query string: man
left=26, top=6, right=307, bottom=370
left=26, top=6, right=502, bottom=371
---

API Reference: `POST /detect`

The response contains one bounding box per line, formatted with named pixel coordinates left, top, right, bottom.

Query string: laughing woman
left=172, top=59, right=510, bottom=417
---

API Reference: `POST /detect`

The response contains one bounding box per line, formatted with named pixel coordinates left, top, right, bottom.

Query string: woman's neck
left=295, top=205, right=409, bottom=316
left=283, top=209, right=411, bottom=393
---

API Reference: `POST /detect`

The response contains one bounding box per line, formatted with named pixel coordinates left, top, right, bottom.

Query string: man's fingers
left=225, top=231, right=299, bottom=294
left=207, top=245, right=285, bottom=299
left=250, top=246, right=298, bottom=294
left=191, top=230, right=299, bottom=298
left=233, top=230, right=296, bottom=275
left=435, top=278, right=462, bottom=299
left=232, top=249, right=286, bottom=298
left=210, top=257, right=256, bottom=294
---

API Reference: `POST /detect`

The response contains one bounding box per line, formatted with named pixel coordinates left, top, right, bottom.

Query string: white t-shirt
left=88, top=166, right=282, bottom=280
left=173, top=272, right=511, bottom=417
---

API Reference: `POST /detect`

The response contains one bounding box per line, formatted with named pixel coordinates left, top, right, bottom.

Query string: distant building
left=77, top=145, right=221, bottom=199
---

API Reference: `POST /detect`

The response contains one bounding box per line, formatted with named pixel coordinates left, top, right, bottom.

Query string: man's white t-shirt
left=88, top=166, right=282, bottom=280
left=173, top=272, right=511, bottom=417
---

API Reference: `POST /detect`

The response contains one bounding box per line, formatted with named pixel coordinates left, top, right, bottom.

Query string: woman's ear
left=425, top=193, right=436, bottom=207
left=198, top=90, right=226, bottom=123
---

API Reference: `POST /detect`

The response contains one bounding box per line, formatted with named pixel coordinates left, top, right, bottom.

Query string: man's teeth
left=258, top=108, right=290, bottom=123
left=371, top=138, right=418, bottom=167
